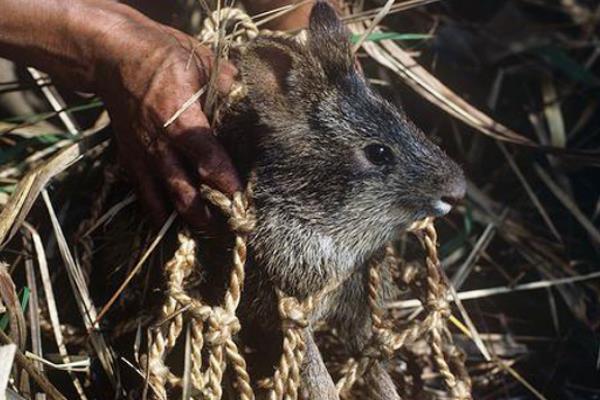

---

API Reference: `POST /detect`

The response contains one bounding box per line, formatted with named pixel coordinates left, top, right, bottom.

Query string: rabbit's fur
left=217, top=1, right=465, bottom=397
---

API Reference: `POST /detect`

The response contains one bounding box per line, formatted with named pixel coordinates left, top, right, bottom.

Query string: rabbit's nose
left=432, top=174, right=466, bottom=216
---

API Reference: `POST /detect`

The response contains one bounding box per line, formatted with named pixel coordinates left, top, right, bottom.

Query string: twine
left=263, top=291, right=313, bottom=400
left=143, top=182, right=255, bottom=400
left=141, top=6, right=471, bottom=399
left=335, top=221, right=472, bottom=399
left=198, top=7, right=259, bottom=46
left=198, top=7, right=294, bottom=49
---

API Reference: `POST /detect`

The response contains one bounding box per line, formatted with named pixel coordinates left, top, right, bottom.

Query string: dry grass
left=1, top=0, right=599, bottom=399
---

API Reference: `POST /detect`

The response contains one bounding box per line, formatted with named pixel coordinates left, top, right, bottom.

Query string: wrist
left=0, top=0, right=169, bottom=93
left=69, top=1, right=163, bottom=91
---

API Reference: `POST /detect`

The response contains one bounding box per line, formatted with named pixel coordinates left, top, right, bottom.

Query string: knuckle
left=168, top=179, right=197, bottom=210
left=197, top=151, right=232, bottom=181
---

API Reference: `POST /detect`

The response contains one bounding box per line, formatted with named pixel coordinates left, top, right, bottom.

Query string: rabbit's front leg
left=364, top=361, right=401, bottom=400
left=300, top=327, right=339, bottom=400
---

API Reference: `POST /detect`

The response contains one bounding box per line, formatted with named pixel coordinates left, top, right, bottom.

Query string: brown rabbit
left=216, top=1, right=466, bottom=398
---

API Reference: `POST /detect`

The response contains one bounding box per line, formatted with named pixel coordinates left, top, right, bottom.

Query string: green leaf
left=531, top=46, right=600, bottom=87
left=350, top=32, right=432, bottom=44
left=0, top=185, right=16, bottom=194
left=0, top=287, right=30, bottom=331
left=440, top=205, right=474, bottom=258
left=464, top=205, right=473, bottom=236
left=0, top=134, right=69, bottom=165
left=20, top=287, right=30, bottom=314
left=1, top=99, right=103, bottom=124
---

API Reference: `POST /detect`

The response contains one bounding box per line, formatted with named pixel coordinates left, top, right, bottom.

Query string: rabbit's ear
left=308, top=1, right=353, bottom=78
left=243, top=39, right=295, bottom=102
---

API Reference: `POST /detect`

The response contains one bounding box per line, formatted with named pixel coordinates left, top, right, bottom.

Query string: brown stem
left=0, top=329, right=67, bottom=400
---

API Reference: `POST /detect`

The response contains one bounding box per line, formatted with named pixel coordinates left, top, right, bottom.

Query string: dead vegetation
left=0, top=0, right=599, bottom=399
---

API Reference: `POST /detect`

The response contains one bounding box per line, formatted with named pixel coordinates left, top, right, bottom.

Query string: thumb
left=165, top=104, right=242, bottom=196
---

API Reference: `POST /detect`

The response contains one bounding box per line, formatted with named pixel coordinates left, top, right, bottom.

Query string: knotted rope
left=336, top=220, right=472, bottom=400
left=418, top=224, right=472, bottom=399
left=143, top=183, right=255, bottom=400
left=143, top=188, right=470, bottom=399
left=198, top=6, right=295, bottom=50
left=258, top=292, right=314, bottom=400
left=140, top=6, right=471, bottom=399
left=198, top=7, right=260, bottom=45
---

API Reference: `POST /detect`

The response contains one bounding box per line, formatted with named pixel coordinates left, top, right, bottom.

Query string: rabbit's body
left=217, top=2, right=465, bottom=397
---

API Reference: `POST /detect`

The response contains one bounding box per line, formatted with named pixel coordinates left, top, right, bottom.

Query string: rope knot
left=426, top=297, right=450, bottom=316
left=206, top=307, right=240, bottom=346
left=228, top=192, right=256, bottom=233
left=187, top=302, right=212, bottom=321
left=278, top=296, right=309, bottom=330
left=198, top=7, right=259, bottom=45
left=406, top=217, right=433, bottom=233
left=371, top=329, right=398, bottom=357
left=450, top=381, right=472, bottom=400
left=200, top=186, right=256, bottom=234
left=165, top=233, right=196, bottom=276
left=227, top=214, right=256, bottom=233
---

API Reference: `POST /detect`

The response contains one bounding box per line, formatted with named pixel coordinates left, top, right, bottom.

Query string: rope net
left=138, top=182, right=471, bottom=400
left=133, top=7, right=471, bottom=400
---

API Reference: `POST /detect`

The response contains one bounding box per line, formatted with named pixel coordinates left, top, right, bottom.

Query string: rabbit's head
left=226, top=1, right=465, bottom=295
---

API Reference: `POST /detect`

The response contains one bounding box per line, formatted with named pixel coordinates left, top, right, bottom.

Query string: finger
left=188, top=47, right=238, bottom=96
left=164, top=107, right=242, bottom=196
left=213, top=60, right=238, bottom=95
left=150, top=140, right=214, bottom=229
left=118, top=146, right=169, bottom=227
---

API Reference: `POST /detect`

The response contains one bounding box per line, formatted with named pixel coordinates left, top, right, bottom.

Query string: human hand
left=94, top=17, right=241, bottom=229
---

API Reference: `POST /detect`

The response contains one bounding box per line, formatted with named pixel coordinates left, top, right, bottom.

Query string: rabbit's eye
left=364, top=144, right=394, bottom=166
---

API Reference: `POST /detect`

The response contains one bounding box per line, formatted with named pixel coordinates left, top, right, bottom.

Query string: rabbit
left=216, top=1, right=466, bottom=398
